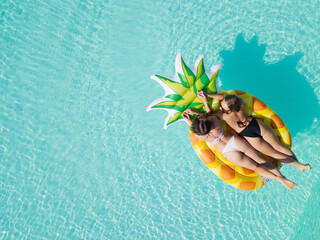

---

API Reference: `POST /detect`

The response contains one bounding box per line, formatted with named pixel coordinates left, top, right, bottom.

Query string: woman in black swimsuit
left=206, top=92, right=311, bottom=173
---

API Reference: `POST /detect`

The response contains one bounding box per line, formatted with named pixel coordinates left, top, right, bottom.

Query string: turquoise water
left=1, top=0, right=320, bottom=239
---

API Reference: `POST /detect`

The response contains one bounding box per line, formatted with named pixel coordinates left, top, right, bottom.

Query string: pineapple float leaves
left=147, top=53, right=222, bottom=129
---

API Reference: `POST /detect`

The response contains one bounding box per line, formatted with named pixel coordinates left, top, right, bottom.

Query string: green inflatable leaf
left=147, top=53, right=222, bottom=129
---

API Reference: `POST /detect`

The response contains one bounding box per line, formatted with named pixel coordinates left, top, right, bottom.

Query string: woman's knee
left=258, top=140, right=284, bottom=158
left=272, top=143, right=288, bottom=153
left=246, top=161, right=259, bottom=170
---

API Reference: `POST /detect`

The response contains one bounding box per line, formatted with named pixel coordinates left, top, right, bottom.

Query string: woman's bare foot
left=280, top=178, right=297, bottom=189
left=298, top=164, right=311, bottom=173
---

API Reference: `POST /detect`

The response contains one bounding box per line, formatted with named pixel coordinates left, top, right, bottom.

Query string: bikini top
left=208, top=129, right=225, bottom=145
left=236, top=115, right=252, bottom=128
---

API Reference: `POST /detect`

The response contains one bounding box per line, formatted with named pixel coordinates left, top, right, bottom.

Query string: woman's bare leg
left=244, top=135, right=310, bottom=172
left=233, top=136, right=283, bottom=177
left=257, top=120, right=311, bottom=172
left=224, top=151, right=297, bottom=189
left=257, top=120, right=295, bottom=155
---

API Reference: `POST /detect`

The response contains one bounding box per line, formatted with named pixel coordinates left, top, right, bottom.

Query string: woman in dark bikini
left=183, top=91, right=297, bottom=189
left=205, top=92, right=311, bottom=173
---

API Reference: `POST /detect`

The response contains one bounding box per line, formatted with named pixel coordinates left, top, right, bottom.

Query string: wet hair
left=224, top=95, right=242, bottom=113
left=190, top=116, right=213, bottom=135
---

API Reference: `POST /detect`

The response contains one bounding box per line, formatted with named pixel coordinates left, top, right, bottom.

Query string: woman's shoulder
left=195, top=134, right=207, bottom=141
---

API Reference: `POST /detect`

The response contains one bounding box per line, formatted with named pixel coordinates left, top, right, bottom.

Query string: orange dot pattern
left=190, top=90, right=292, bottom=191
left=271, top=114, right=285, bottom=129
left=200, top=149, right=216, bottom=164
left=220, top=165, right=236, bottom=180
left=252, top=97, right=267, bottom=111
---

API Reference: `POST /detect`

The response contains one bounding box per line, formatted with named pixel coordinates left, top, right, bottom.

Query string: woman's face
left=220, top=99, right=231, bottom=114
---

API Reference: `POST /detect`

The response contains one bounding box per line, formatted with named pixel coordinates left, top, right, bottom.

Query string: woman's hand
left=185, top=108, right=194, bottom=114
left=197, top=91, right=207, bottom=101
left=182, top=112, right=191, bottom=120
left=198, top=90, right=212, bottom=113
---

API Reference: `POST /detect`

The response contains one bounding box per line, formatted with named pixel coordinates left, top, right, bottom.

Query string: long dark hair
left=190, top=116, right=213, bottom=135
left=224, top=95, right=242, bottom=113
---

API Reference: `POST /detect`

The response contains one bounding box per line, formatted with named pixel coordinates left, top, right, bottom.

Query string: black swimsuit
left=238, top=117, right=262, bottom=138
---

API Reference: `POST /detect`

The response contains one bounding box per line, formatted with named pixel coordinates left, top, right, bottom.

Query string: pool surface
left=1, top=0, right=320, bottom=239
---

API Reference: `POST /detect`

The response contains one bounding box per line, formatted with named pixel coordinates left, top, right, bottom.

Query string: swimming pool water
left=1, top=0, right=320, bottom=239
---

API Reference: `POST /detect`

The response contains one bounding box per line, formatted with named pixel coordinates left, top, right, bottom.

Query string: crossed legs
left=223, top=150, right=296, bottom=189
left=245, top=120, right=311, bottom=173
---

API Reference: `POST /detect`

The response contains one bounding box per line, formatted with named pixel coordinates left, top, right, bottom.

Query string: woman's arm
left=197, top=91, right=212, bottom=113
left=182, top=112, right=193, bottom=126
left=206, top=93, right=225, bottom=100
left=184, top=108, right=206, bottom=116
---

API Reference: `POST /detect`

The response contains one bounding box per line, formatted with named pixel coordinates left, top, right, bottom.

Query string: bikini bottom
left=222, top=135, right=240, bottom=156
